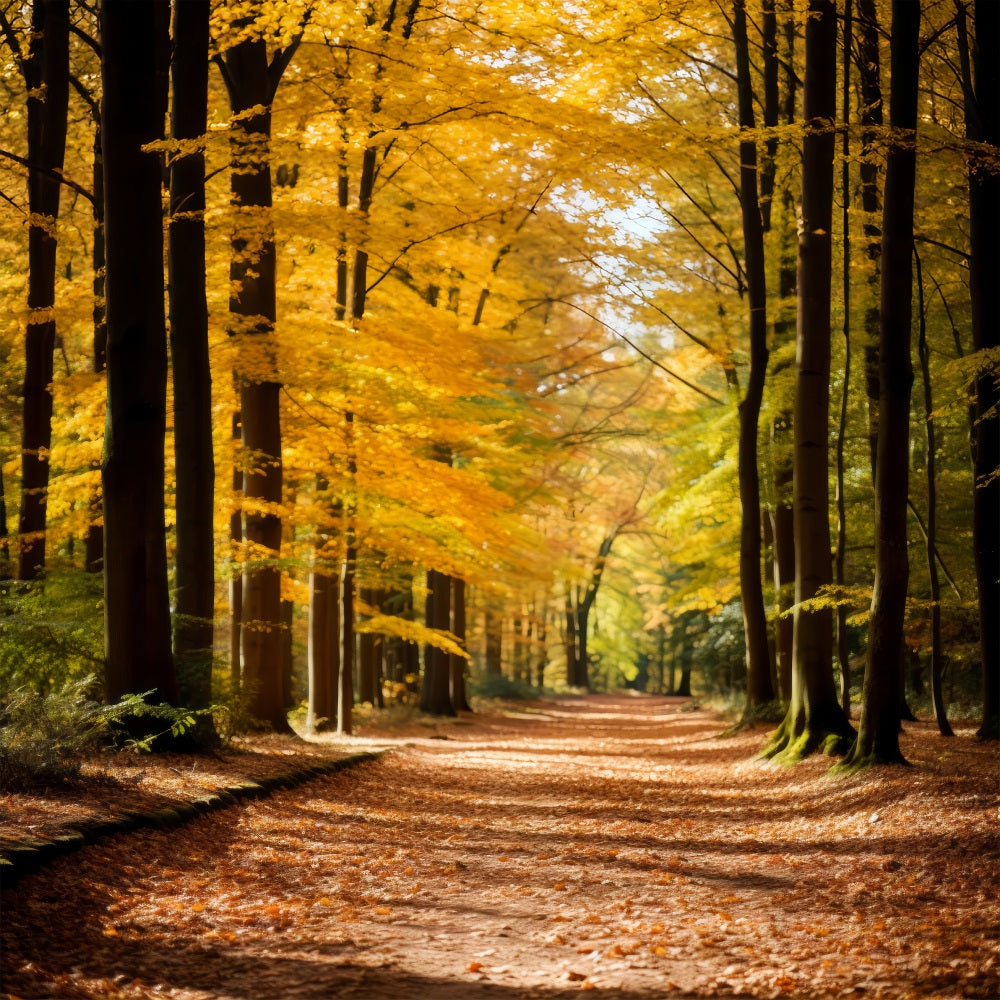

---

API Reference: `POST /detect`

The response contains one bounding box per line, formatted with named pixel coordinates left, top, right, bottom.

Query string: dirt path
left=2, top=695, right=997, bottom=999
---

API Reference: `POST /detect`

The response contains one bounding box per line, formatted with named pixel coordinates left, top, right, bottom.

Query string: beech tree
left=168, top=0, right=215, bottom=722
left=9, top=0, right=70, bottom=581
left=763, top=0, right=855, bottom=763
left=959, top=0, right=1000, bottom=742
left=842, top=0, right=920, bottom=770
left=99, top=0, right=177, bottom=709
left=215, top=16, right=305, bottom=733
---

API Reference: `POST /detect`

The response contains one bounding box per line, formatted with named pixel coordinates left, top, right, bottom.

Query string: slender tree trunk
left=19, top=0, right=69, bottom=580
left=958, top=0, right=1000, bottom=742
left=835, top=0, right=854, bottom=718
left=421, top=568, right=455, bottom=715
left=338, top=428, right=356, bottom=736
left=168, top=0, right=215, bottom=724
left=0, top=465, right=10, bottom=579
left=451, top=577, right=472, bottom=711
left=85, top=119, right=106, bottom=575
left=764, top=0, right=855, bottom=763
left=229, top=412, right=242, bottom=686
left=768, top=2, right=797, bottom=706
left=564, top=582, right=578, bottom=686
left=914, top=250, right=953, bottom=737
left=219, top=38, right=289, bottom=733
left=307, top=542, right=339, bottom=731
left=855, top=0, right=884, bottom=481
left=359, top=587, right=378, bottom=705
left=485, top=607, right=502, bottom=676
left=100, top=0, right=177, bottom=709
left=843, top=0, right=919, bottom=769
left=733, top=0, right=777, bottom=719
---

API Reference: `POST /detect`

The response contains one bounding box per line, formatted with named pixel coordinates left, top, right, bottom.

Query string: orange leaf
left=466, top=962, right=483, bottom=973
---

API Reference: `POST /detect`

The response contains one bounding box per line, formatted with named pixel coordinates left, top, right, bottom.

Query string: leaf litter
left=1, top=694, right=997, bottom=999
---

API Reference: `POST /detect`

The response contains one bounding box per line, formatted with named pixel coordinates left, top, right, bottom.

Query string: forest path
left=1, top=694, right=997, bottom=999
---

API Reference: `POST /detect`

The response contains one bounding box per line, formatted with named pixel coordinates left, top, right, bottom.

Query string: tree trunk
left=451, top=577, right=472, bottom=711
left=768, top=4, right=797, bottom=707
left=960, top=0, right=1000, bottom=742
left=85, top=118, right=106, bottom=575
left=307, top=550, right=339, bottom=732
left=421, top=568, right=455, bottom=716
left=835, top=0, right=854, bottom=718
left=855, top=0, right=884, bottom=481
left=168, top=0, right=215, bottom=725
left=733, top=0, right=777, bottom=720
left=485, top=607, right=502, bottom=676
left=229, top=412, right=243, bottom=686
left=843, top=0, right=919, bottom=770
left=220, top=38, right=289, bottom=733
left=764, top=0, right=855, bottom=763
left=99, top=0, right=177, bottom=709
left=359, top=587, right=378, bottom=705
left=19, top=0, right=69, bottom=580
left=338, top=551, right=355, bottom=735
left=0, top=464, right=10, bottom=579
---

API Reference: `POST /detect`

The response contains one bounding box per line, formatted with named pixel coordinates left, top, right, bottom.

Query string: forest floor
left=1, top=693, right=998, bottom=1000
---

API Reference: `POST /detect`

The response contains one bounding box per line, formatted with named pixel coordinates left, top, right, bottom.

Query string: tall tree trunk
left=835, top=0, right=854, bottom=717
left=229, top=412, right=243, bottom=686
left=763, top=0, right=855, bottom=763
left=19, top=0, right=69, bottom=580
left=99, top=0, right=177, bottom=709
left=914, top=250, right=953, bottom=737
left=85, top=118, right=106, bottom=575
left=218, top=37, right=291, bottom=733
left=733, top=0, right=777, bottom=720
left=958, top=0, right=1000, bottom=742
left=855, top=0, right=884, bottom=481
left=768, top=1, right=797, bottom=706
left=168, top=0, right=215, bottom=724
left=843, top=0, right=920, bottom=769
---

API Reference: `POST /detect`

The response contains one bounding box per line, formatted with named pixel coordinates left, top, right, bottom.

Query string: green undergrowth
left=0, top=676, right=200, bottom=791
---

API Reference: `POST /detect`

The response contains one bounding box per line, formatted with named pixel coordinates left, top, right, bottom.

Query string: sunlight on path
left=1, top=695, right=997, bottom=999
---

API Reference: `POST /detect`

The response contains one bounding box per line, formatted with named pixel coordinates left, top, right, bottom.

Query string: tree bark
left=85, top=117, right=106, bottom=575
left=421, top=568, right=455, bottom=715
left=451, top=577, right=472, bottom=711
left=914, top=250, right=953, bottom=737
left=763, top=0, right=854, bottom=763
left=855, top=0, right=884, bottom=481
left=843, top=0, right=919, bottom=770
left=959, top=0, right=1000, bottom=742
left=99, top=0, right=177, bottom=709
left=19, top=0, right=69, bottom=580
left=733, top=0, right=777, bottom=720
left=219, top=37, right=290, bottom=733
left=307, top=546, right=340, bottom=731
left=168, top=0, right=215, bottom=723
left=835, top=0, right=854, bottom=718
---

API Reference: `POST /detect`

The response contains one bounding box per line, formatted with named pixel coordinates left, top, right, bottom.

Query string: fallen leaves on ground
left=1, top=695, right=997, bottom=999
